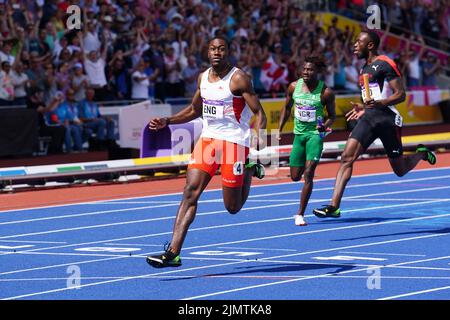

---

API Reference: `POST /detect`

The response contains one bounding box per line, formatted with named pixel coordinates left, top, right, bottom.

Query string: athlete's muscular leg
left=388, top=153, right=424, bottom=177
left=298, top=161, right=319, bottom=215
left=331, top=138, right=366, bottom=208
left=169, top=168, right=212, bottom=254
left=222, top=165, right=254, bottom=214
left=290, top=166, right=305, bottom=182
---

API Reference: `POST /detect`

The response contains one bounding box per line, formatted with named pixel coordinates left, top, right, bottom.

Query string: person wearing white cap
left=71, top=63, right=89, bottom=102
left=100, top=15, right=117, bottom=54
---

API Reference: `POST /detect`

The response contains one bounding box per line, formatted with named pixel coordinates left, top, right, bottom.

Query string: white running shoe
left=294, top=215, right=307, bottom=226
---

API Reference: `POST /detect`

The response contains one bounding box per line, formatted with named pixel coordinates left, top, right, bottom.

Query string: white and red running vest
left=200, top=67, right=252, bottom=147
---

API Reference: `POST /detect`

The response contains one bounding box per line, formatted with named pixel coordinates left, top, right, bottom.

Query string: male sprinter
left=278, top=56, right=336, bottom=226
left=146, top=37, right=267, bottom=268
left=313, top=31, right=436, bottom=218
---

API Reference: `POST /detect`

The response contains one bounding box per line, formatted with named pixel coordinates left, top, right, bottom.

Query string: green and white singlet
left=292, top=78, right=325, bottom=135
left=290, top=78, right=326, bottom=166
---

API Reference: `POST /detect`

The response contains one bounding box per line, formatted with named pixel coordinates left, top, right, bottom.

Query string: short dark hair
left=208, top=36, right=229, bottom=49
left=362, top=30, right=380, bottom=50
left=304, top=55, right=326, bottom=71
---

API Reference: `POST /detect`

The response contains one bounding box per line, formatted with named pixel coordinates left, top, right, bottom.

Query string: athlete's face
left=353, top=33, right=370, bottom=59
left=302, top=62, right=317, bottom=82
left=208, top=39, right=228, bottom=68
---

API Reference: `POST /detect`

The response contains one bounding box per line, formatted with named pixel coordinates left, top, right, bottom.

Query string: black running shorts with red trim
left=349, top=107, right=403, bottom=158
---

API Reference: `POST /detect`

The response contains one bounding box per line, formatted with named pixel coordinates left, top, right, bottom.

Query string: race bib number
left=394, top=114, right=403, bottom=127
left=233, top=161, right=244, bottom=176
left=202, top=99, right=224, bottom=119
left=361, top=83, right=383, bottom=102
left=294, top=104, right=316, bottom=122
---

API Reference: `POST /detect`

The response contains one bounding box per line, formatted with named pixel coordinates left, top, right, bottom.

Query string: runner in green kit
left=278, top=56, right=336, bottom=226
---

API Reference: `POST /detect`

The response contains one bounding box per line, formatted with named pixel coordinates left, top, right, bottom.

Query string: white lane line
left=1, top=260, right=250, bottom=300
left=247, top=175, right=450, bottom=199
left=217, top=246, right=298, bottom=252
left=182, top=255, right=450, bottom=300
left=0, top=240, right=66, bottom=244
left=90, top=201, right=180, bottom=205
left=0, top=167, right=448, bottom=215
left=339, top=251, right=427, bottom=257
left=1, top=197, right=449, bottom=260
left=2, top=231, right=450, bottom=300
left=4, top=275, right=450, bottom=283
left=378, top=286, right=450, bottom=300
left=247, top=198, right=449, bottom=202
left=0, top=197, right=448, bottom=242
left=0, top=203, right=177, bottom=226
left=1, top=186, right=449, bottom=240
left=103, top=243, right=163, bottom=247
left=1, top=212, right=448, bottom=278
left=1, top=182, right=448, bottom=228
left=2, top=250, right=450, bottom=272
left=0, top=205, right=296, bottom=240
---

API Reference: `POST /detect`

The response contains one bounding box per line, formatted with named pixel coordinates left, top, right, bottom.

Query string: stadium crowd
left=0, top=0, right=448, bottom=153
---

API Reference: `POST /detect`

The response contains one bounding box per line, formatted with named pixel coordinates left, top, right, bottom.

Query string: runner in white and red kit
left=146, top=37, right=267, bottom=268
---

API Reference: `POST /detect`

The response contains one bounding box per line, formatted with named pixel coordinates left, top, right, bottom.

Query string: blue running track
left=0, top=167, right=449, bottom=300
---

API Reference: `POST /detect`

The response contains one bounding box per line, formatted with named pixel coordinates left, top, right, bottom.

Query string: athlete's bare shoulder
left=231, top=68, right=251, bottom=85
left=230, top=68, right=253, bottom=95
left=322, top=85, right=335, bottom=101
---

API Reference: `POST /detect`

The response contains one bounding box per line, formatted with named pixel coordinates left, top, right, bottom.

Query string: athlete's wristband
left=165, top=117, right=171, bottom=125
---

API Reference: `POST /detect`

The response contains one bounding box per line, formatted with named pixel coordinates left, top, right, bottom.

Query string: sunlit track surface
left=0, top=167, right=449, bottom=300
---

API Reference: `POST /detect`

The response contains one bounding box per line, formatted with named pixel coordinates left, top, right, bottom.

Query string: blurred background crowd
left=0, top=0, right=448, bottom=154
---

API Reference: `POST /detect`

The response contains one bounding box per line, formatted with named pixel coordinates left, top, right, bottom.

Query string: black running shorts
left=349, top=107, right=403, bottom=158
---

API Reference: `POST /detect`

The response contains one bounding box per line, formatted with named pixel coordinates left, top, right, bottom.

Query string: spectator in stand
left=25, top=54, right=46, bottom=92
left=131, top=59, right=151, bottom=100
left=0, top=0, right=446, bottom=110
left=82, top=39, right=109, bottom=101
left=47, top=89, right=83, bottom=153
left=422, top=53, right=440, bottom=87
left=83, top=18, right=101, bottom=54
left=26, top=87, right=66, bottom=154
left=163, top=45, right=184, bottom=98
left=0, top=41, right=15, bottom=65
left=79, top=87, right=116, bottom=150
left=43, top=62, right=58, bottom=104
left=55, top=62, right=72, bottom=94
left=11, top=60, right=29, bottom=105
left=404, top=36, right=426, bottom=88
left=344, top=56, right=359, bottom=93
left=181, top=55, right=200, bottom=98
left=0, top=61, right=15, bottom=105
left=143, top=56, right=158, bottom=101
left=107, top=50, right=131, bottom=100
left=71, top=63, right=90, bottom=102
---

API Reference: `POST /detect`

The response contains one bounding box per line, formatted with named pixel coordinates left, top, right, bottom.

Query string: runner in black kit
left=313, top=31, right=437, bottom=218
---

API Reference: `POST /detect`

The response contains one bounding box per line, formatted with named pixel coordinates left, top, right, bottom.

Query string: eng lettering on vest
left=295, top=104, right=316, bottom=122
left=361, top=82, right=383, bottom=102
left=202, top=99, right=224, bottom=119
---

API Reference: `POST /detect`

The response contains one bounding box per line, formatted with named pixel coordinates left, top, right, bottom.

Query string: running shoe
left=146, top=242, right=182, bottom=268
left=246, top=162, right=265, bottom=179
left=294, top=215, right=307, bottom=226
left=312, top=205, right=341, bottom=218
left=416, top=144, right=436, bottom=165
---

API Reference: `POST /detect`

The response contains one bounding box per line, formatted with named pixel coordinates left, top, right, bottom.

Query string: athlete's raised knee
left=340, top=152, right=358, bottom=166
left=225, top=203, right=242, bottom=214
left=392, top=167, right=406, bottom=177
left=183, top=183, right=202, bottom=203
